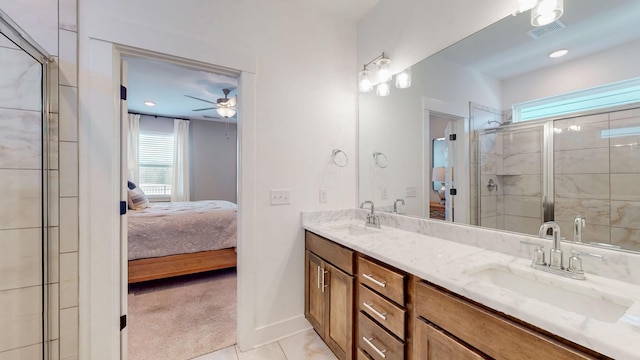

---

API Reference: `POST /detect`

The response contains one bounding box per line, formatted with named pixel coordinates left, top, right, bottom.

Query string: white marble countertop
left=302, top=215, right=640, bottom=360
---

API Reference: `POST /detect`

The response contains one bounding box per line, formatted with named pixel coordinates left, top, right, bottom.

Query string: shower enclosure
left=0, top=11, right=52, bottom=359
left=473, top=104, right=640, bottom=252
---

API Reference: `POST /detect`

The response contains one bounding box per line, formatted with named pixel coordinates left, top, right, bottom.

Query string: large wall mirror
left=358, top=0, right=640, bottom=252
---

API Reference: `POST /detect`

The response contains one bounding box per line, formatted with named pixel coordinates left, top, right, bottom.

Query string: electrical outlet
left=319, top=188, right=327, bottom=203
left=381, top=187, right=388, bottom=200
left=405, top=186, right=417, bottom=197
left=270, top=189, right=291, bottom=205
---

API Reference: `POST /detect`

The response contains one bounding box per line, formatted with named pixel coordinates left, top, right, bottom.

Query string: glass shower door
left=0, top=16, right=50, bottom=360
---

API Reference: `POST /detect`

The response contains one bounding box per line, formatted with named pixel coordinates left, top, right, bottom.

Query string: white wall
left=78, top=0, right=358, bottom=357
left=502, top=38, right=640, bottom=107
left=190, top=119, right=237, bottom=202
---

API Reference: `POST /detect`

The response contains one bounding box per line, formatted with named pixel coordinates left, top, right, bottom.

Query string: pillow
left=128, top=180, right=137, bottom=190
left=127, top=187, right=149, bottom=210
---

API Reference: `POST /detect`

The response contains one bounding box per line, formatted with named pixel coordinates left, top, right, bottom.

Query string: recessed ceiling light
left=549, top=49, right=568, bottom=58
left=144, top=101, right=156, bottom=107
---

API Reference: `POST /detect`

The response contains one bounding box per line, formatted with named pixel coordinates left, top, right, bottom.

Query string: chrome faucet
left=539, top=221, right=563, bottom=269
left=574, top=215, right=586, bottom=243
left=522, top=221, right=604, bottom=280
left=360, top=200, right=380, bottom=228
left=392, top=198, right=405, bottom=214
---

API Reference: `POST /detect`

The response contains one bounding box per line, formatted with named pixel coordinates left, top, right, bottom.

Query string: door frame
left=78, top=39, right=258, bottom=359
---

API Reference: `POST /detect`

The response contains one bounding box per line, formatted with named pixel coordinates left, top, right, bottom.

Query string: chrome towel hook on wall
left=331, top=149, right=348, bottom=167
left=487, top=178, right=498, bottom=192
left=372, top=151, right=388, bottom=168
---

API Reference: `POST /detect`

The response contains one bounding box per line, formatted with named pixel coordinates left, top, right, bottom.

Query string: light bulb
left=531, top=0, right=563, bottom=26
left=359, top=69, right=373, bottom=93
left=377, top=57, right=392, bottom=83
left=376, top=82, right=390, bottom=97
left=395, top=67, right=412, bottom=89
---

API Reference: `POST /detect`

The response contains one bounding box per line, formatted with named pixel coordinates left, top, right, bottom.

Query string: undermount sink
left=467, top=266, right=632, bottom=323
left=329, top=223, right=381, bottom=236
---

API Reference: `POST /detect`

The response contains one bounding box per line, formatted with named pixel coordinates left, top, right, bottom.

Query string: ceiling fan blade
left=192, top=107, right=217, bottom=111
left=204, top=115, right=223, bottom=120
left=184, top=94, right=217, bottom=105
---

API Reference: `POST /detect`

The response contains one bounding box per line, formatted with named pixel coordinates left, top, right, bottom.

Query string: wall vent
left=527, top=20, right=566, bottom=39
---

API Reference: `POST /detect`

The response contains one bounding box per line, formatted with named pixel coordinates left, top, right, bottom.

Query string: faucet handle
left=520, top=241, right=546, bottom=266
left=568, top=250, right=605, bottom=274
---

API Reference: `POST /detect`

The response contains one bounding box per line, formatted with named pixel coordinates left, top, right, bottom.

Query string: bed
left=127, top=200, right=237, bottom=283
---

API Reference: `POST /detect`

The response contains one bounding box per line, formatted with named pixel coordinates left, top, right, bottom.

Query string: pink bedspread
left=128, top=200, right=237, bottom=260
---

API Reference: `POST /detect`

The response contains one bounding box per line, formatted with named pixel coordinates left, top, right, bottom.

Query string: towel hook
left=372, top=151, right=388, bottom=168
left=331, top=149, right=348, bottom=167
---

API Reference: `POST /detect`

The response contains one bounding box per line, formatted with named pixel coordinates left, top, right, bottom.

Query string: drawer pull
left=362, top=273, right=386, bottom=288
left=363, top=302, right=387, bottom=321
left=362, top=337, right=387, bottom=358
left=317, top=265, right=321, bottom=289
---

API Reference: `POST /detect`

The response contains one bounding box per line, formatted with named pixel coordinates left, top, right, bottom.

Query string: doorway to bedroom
left=121, top=54, right=240, bottom=360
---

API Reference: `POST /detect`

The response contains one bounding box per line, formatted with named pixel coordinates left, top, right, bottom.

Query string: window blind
left=138, top=132, right=174, bottom=196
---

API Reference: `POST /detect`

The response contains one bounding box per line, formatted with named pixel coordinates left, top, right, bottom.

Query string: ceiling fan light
left=359, top=69, right=373, bottom=92
left=216, top=106, right=236, bottom=118
left=531, top=0, right=563, bottom=26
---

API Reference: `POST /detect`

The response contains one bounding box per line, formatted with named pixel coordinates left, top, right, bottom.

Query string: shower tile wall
left=554, top=109, right=640, bottom=251
left=479, top=128, right=543, bottom=235
left=0, top=35, right=44, bottom=357
left=0, top=1, right=78, bottom=359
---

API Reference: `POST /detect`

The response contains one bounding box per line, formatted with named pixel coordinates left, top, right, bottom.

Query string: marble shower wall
left=0, top=34, right=45, bottom=357
left=554, top=108, right=640, bottom=251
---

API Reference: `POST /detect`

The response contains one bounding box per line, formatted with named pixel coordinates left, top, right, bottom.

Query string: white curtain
left=127, top=113, right=140, bottom=184
left=171, top=119, right=190, bottom=202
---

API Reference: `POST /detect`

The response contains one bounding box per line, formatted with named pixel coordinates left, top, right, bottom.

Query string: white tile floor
left=192, top=329, right=337, bottom=360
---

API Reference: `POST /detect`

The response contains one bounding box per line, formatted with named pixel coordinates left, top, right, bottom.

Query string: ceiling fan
left=185, top=88, right=237, bottom=118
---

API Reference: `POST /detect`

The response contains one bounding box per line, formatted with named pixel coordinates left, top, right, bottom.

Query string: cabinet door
left=325, top=263, right=354, bottom=360
left=415, top=319, right=485, bottom=360
left=305, top=251, right=325, bottom=337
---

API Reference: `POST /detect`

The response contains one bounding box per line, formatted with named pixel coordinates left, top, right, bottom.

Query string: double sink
left=327, top=221, right=634, bottom=324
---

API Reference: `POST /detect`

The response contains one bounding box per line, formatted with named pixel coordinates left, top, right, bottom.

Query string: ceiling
left=438, top=0, right=640, bottom=80
left=125, top=56, right=239, bottom=123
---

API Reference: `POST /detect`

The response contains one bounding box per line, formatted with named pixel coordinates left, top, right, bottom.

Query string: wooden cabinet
left=415, top=319, right=485, bottom=360
left=305, top=231, right=355, bottom=360
left=357, top=255, right=411, bottom=360
left=414, top=281, right=603, bottom=360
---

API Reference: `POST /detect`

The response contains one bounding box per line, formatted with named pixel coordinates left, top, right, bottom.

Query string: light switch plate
left=319, top=188, right=327, bottom=203
left=405, top=186, right=417, bottom=197
left=270, top=189, right=291, bottom=205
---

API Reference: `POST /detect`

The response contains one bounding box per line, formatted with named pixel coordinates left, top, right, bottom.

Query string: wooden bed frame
left=128, top=247, right=237, bottom=283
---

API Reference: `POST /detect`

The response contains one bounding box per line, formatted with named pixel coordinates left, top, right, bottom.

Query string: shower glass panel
left=476, top=125, right=544, bottom=235
left=474, top=104, right=640, bottom=252
left=0, top=14, right=51, bottom=360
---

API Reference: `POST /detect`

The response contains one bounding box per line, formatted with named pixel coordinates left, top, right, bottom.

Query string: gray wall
left=137, top=115, right=237, bottom=202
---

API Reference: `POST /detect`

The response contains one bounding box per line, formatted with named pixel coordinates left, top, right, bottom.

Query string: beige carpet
left=128, top=268, right=237, bottom=360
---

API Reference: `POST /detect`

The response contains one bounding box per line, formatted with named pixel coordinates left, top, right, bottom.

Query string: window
left=512, top=77, right=640, bottom=122
left=138, top=132, right=174, bottom=197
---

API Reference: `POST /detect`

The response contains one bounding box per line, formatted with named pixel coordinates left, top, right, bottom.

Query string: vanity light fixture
left=144, top=100, right=156, bottom=107
left=549, top=49, right=568, bottom=58
left=395, top=67, right=412, bottom=89
left=512, top=0, right=564, bottom=27
left=376, top=82, right=390, bottom=96
left=358, top=52, right=412, bottom=95
left=531, top=0, right=563, bottom=27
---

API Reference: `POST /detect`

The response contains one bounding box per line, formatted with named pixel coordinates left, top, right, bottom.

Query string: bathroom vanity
left=302, top=210, right=640, bottom=360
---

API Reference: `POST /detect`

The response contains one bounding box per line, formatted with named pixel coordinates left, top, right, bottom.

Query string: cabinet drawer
left=358, top=312, right=404, bottom=360
left=416, top=281, right=595, bottom=360
left=358, top=256, right=405, bottom=305
left=359, top=284, right=405, bottom=339
left=306, top=231, right=354, bottom=275
left=357, top=348, right=373, bottom=360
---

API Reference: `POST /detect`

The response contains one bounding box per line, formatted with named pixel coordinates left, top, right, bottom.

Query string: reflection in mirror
left=358, top=0, right=640, bottom=252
